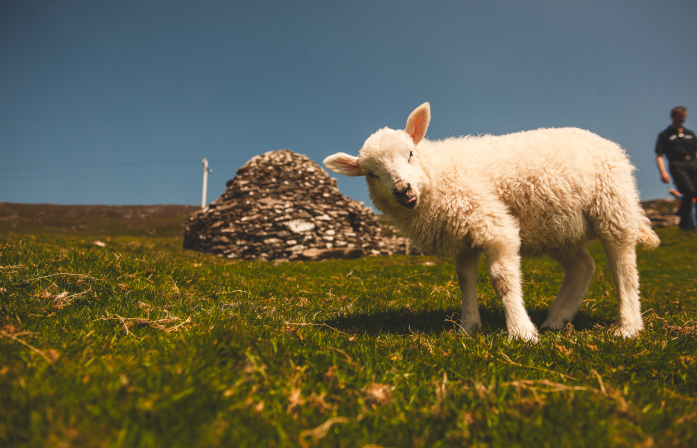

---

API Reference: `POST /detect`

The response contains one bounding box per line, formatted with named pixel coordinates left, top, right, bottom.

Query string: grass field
left=1, top=205, right=696, bottom=447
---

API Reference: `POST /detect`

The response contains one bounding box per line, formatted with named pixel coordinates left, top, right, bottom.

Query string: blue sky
left=1, top=0, right=696, bottom=207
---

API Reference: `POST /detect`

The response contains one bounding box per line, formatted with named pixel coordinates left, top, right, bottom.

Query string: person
left=656, top=106, right=697, bottom=229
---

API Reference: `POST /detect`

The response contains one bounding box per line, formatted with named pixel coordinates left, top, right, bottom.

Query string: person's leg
left=687, top=161, right=697, bottom=227
left=670, top=161, right=697, bottom=228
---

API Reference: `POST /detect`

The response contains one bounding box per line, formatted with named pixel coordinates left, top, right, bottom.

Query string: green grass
left=1, top=226, right=696, bottom=447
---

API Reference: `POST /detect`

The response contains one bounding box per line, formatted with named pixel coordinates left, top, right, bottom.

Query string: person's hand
left=661, top=172, right=671, bottom=184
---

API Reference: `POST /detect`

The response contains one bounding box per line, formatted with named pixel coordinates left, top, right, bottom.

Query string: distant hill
left=0, top=202, right=199, bottom=238
left=0, top=199, right=678, bottom=240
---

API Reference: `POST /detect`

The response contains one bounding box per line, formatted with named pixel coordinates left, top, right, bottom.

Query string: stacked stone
left=379, top=234, right=425, bottom=256
left=183, top=149, right=386, bottom=261
left=642, top=198, right=680, bottom=228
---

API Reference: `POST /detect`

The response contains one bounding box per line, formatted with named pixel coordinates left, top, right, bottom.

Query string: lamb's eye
left=408, top=151, right=413, bottom=162
left=367, top=172, right=379, bottom=179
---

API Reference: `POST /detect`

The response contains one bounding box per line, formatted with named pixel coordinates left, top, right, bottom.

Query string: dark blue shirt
left=656, top=126, right=697, bottom=160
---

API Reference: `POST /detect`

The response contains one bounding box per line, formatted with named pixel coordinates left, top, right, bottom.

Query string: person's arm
left=655, top=133, right=671, bottom=184
left=656, top=154, right=671, bottom=184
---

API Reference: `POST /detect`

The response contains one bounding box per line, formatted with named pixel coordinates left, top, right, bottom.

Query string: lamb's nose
left=393, top=183, right=417, bottom=209
left=393, top=183, right=412, bottom=199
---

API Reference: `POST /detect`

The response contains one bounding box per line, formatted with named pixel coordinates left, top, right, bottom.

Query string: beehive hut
left=641, top=198, right=680, bottom=228
left=183, top=149, right=387, bottom=261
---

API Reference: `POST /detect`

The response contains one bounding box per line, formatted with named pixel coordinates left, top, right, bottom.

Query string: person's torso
left=658, top=127, right=697, bottom=160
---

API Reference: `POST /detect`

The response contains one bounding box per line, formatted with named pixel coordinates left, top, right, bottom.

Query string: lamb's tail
left=638, top=211, right=660, bottom=249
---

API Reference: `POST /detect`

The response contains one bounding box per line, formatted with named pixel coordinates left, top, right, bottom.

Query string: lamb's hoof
left=540, top=319, right=568, bottom=332
left=508, top=328, right=539, bottom=343
left=613, top=324, right=644, bottom=338
left=458, top=320, right=482, bottom=334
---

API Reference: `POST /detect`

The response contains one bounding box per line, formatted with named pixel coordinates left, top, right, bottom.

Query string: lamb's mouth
left=395, top=195, right=418, bottom=209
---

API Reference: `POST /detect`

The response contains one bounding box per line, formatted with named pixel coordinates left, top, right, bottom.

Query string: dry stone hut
left=183, top=149, right=388, bottom=261
left=641, top=198, right=680, bottom=228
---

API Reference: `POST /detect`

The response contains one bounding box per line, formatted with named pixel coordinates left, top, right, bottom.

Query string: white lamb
left=324, top=103, right=660, bottom=341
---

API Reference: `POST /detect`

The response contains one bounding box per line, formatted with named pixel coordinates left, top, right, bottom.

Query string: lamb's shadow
left=322, top=307, right=613, bottom=336
left=528, top=309, right=613, bottom=332
left=563, top=311, right=614, bottom=332
left=322, top=307, right=508, bottom=336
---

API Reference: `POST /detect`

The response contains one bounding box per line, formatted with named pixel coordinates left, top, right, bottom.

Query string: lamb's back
left=420, top=128, right=627, bottom=255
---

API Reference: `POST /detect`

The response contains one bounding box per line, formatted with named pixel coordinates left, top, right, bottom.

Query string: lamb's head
left=323, top=103, right=431, bottom=213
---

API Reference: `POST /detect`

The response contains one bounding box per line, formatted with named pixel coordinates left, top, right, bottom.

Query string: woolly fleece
left=324, top=103, right=659, bottom=341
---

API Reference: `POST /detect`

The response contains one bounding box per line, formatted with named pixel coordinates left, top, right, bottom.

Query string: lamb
left=324, top=103, right=660, bottom=341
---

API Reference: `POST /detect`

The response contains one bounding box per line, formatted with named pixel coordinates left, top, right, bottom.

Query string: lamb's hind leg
left=455, top=251, right=482, bottom=333
left=601, top=241, right=644, bottom=337
left=541, top=247, right=595, bottom=331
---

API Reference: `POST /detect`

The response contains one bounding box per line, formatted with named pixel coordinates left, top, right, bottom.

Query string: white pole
left=201, top=158, right=212, bottom=209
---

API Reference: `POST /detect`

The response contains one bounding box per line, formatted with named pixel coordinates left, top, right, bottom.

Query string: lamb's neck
left=385, top=198, right=443, bottom=254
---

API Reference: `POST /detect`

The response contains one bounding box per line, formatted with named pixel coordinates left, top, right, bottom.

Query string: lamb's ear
left=405, top=102, right=431, bottom=145
left=323, top=153, right=363, bottom=177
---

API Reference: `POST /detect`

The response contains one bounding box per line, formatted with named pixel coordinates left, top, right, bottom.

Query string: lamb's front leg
left=455, top=251, right=482, bottom=333
left=484, top=241, right=539, bottom=342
